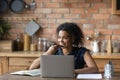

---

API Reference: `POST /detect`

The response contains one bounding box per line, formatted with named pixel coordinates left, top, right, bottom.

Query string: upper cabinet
left=112, top=0, right=120, bottom=14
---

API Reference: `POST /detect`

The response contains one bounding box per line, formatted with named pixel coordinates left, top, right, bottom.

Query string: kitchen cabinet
left=0, top=57, right=8, bottom=75
left=112, top=0, right=120, bottom=14
left=93, top=53, right=120, bottom=72
left=9, top=57, right=36, bottom=72
left=0, top=51, right=120, bottom=74
left=0, top=51, right=42, bottom=75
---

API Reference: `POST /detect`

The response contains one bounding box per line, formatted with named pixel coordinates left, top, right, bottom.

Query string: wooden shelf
left=0, top=16, right=38, bottom=21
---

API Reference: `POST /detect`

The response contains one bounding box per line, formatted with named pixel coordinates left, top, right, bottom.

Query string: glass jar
left=42, top=38, right=48, bottom=52
left=101, top=40, right=107, bottom=53
left=37, top=38, right=43, bottom=51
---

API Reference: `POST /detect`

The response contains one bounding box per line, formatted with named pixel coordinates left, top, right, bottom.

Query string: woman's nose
left=59, top=38, right=63, bottom=42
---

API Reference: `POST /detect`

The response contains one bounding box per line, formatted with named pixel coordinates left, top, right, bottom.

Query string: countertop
left=92, top=53, right=120, bottom=59
left=0, top=51, right=120, bottom=58
left=0, top=51, right=42, bottom=57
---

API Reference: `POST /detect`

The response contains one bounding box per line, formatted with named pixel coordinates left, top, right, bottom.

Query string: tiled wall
left=1, top=0, right=120, bottom=49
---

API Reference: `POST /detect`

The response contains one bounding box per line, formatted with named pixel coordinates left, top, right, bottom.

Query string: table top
left=0, top=72, right=120, bottom=80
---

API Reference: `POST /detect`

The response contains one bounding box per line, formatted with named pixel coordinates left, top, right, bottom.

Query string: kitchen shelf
left=0, top=16, right=38, bottom=21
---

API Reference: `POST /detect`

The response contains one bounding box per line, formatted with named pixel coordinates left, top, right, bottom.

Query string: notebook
left=10, top=69, right=41, bottom=76
left=40, top=55, right=74, bottom=78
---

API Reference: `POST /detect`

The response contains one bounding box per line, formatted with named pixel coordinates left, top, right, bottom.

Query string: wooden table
left=0, top=72, right=120, bottom=80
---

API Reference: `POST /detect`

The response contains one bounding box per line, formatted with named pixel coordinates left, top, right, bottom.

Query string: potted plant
left=0, top=20, right=11, bottom=40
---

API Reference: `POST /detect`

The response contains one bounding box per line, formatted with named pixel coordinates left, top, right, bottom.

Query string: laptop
left=40, top=55, right=74, bottom=78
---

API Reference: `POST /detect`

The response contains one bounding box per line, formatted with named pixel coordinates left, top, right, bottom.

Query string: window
left=112, top=0, right=120, bottom=14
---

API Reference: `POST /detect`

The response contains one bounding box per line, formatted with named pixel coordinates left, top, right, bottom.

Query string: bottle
left=12, top=33, right=23, bottom=51
left=104, top=61, right=114, bottom=79
left=37, top=38, right=43, bottom=51
left=107, top=35, right=112, bottom=54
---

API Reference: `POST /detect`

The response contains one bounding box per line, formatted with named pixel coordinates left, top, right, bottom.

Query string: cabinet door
left=0, top=62, right=2, bottom=75
left=94, top=59, right=120, bottom=72
left=9, top=57, right=37, bottom=72
left=0, top=57, right=8, bottom=74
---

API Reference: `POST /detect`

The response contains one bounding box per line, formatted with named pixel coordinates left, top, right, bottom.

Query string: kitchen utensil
left=25, top=20, right=40, bottom=36
left=9, top=0, right=25, bottom=13
left=0, top=0, right=8, bottom=13
left=30, top=0, right=36, bottom=10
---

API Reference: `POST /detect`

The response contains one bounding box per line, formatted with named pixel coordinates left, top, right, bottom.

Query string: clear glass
left=100, top=40, right=107, bottom=53
left=42, top=38, right=48, bottom=52
left=112, top=41, right=120, bottom=53
left=37, top=38, right=43, bottom=51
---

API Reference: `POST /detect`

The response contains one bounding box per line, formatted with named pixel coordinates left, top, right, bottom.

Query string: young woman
left=29, top=22, right=98, bottom=74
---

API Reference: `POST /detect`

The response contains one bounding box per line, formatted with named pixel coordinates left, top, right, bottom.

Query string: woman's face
left=57, top=30, right=73, bottom=48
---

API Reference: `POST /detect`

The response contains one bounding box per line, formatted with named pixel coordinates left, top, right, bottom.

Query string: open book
left=10, top=69, right=41, bottom=76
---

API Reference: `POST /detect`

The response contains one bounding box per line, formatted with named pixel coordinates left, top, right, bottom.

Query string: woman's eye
left=63, top=37, right=69, bottom=39
left=57, top=36, right=70, bottom=40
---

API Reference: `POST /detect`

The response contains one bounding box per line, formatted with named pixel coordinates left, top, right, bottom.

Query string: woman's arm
left=29, top=45, right=59, bottom=70
left=74, top=51, right=98, bottom=74
left=29, top=58, right=40, bottom=70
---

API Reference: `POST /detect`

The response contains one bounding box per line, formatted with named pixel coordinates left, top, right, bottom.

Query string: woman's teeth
left=59, top=45, right=64, bottom=47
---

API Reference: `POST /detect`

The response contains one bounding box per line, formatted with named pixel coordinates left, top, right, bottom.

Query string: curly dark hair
left=56, top=22, right=84, bottom=47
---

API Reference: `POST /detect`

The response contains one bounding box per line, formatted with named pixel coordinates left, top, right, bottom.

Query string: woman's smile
left=57, top=30, right=72, bottom=49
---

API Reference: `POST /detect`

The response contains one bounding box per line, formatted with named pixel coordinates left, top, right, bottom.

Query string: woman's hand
left=43, top=45, right=60, bottom=55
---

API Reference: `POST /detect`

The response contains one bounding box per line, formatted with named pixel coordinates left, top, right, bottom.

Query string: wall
left=0, top=0, right=120, bottom=50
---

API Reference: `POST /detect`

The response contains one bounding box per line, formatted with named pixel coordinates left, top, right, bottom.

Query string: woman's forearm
left=74, top=67, right=98, bottom=74
left=29, top=58, right=40, bottom=70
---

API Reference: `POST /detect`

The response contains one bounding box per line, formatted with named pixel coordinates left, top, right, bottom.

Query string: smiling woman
left=29, top=22, right=98, bottom=75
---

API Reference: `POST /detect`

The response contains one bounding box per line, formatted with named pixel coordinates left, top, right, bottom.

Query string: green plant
left=0, top=20, right=11, bottom=39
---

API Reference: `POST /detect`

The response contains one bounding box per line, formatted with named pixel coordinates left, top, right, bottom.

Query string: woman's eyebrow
left=58, top=36, right=70, bottom=37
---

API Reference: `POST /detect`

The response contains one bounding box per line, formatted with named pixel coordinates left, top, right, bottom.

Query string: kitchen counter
left=92, top=53, right=120, bottom=59
left=92, top=53, right=120, bottom=72
left=0, top=51, right=43, bottom=74
left=0, top=51, right=120, bottom=58
left=0, top=51, right=42, bottom=57
left=0, top=51, right=120, bottom=74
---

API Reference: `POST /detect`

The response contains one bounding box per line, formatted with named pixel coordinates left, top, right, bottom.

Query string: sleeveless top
left=55, top=47, right=89, bottom=69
